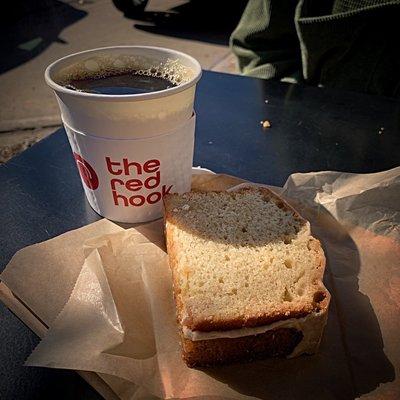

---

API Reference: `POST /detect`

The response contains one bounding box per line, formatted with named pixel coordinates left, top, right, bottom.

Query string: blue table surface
left=1, top=70, right=399, bottom=399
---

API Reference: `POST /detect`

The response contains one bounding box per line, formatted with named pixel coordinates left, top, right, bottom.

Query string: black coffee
left=65, top=72, right=177, bottom=95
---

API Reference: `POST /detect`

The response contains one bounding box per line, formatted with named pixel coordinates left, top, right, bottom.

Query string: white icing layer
left=183, top=315, right=310, bottom=340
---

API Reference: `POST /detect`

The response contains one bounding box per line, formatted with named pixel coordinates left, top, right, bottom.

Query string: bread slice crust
left=181, top=327, right=304, bottom=367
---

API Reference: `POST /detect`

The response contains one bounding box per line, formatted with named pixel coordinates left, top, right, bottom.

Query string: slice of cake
left=164, top=186, right=330, bottom=367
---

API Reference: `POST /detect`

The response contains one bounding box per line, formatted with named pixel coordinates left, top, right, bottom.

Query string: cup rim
left=45, top=45, right=202, bottom=102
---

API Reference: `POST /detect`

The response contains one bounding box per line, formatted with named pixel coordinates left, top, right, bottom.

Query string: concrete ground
left=0, top=0, right=241, bottom=163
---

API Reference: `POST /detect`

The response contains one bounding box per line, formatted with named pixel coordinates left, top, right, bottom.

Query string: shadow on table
left=119, top=0, right=247, bottom=46
left=0, top=0, right=87, bottom=74
left=201, top=204, right=395, bottom=399
left=258, top=82, right=400, bottom=175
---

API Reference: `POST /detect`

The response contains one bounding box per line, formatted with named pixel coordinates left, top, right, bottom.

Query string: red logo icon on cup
left=73, top=153, right=99, bottom=190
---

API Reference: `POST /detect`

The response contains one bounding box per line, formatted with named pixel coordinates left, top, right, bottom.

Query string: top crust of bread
left=164, top=186, right=330, bottom=332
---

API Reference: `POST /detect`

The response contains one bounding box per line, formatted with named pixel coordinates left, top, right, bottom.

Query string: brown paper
left=1, top=168, right=399, bottom=399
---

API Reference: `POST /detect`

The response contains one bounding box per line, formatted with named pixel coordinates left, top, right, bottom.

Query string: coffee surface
left=65, top=71, right=177, bottom=95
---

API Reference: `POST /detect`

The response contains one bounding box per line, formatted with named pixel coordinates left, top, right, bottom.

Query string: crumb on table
left=260, top=120, right=271, bottom=129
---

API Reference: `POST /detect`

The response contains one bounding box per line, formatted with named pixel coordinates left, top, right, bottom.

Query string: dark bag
left=230, top=0, right=400, bottom=97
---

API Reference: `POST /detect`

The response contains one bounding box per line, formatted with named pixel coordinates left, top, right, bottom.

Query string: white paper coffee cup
left=45, top=46, right=201, bottom=223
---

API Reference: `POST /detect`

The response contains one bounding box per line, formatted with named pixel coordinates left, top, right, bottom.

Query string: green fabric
left=230, top=0, right=400, bottom=97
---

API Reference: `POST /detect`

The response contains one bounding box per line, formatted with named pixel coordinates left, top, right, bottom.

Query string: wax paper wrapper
left=1, top=168, right=399, bottom=400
